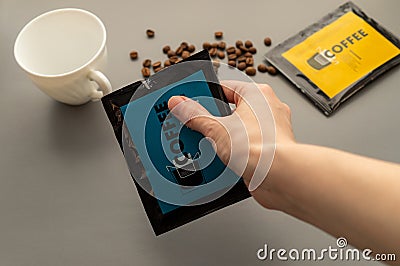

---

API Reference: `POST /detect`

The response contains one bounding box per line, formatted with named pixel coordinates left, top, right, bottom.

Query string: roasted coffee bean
left=244, top=52, right=253, bottom=57
left=211, top=42, right=218, bottom=48
left=215, top=31, right=223, bottom=39
left=226, top=46, right=236, bottom=54
left=237, top=62, right=247, bottom=71
left=188, top=44, right=196, bottom=53
left=245, top=67, right=256, bottom=76
left=249, top=47, right=257, bottom=54
left=129, top=50, right=138, bottom=60
left=217, top=50, right=225, bottom=59
left=228, top=53, right=237, bottom=60
left=267, top=66, right=277, bottom=75
left=175, top=45, right=184, bottom=56
left=209, top=47, right=217, bottom=57
left=237, top=56, right=246, bottom=63
left=235, top=40, right=243, bottom=48
left=167, top=50, right=176, bottom=58
left=181, top=50, right=190, bottom=59
left=142, top=59, right=152, bottom=67
left=164, top=60, right=172, bottom=67
left=203, top=42, right=211, bottom=50
left=235, top=48, right=242, bottom=57
left=245, top=57, right=254, bottom=66
left=152, top=61, right=162, bottom=69
left=245, top=40, right=253, bottom=48
left=154, top=67, right=162, bottom=73
left=257, top=64, right=268, bottom=73
left=217, top=41, right=226, bottom=50
left=162, top=45, right=171, bottom=54
left=180, top=42, right=188, bottom=50
left=228, top=60, right=236, bottom=67
left=146, top=29, right=155, bottom=38
left=141, top=67, right=151, bottom=77
left=264, top=37, right=272, bottom=46
left=169, top=55, right=179, bottom=64
left=239, top=45, right=248, bottom=52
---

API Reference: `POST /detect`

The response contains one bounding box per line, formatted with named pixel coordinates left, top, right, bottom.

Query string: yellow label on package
left=282, top=12, right=400, bottom=98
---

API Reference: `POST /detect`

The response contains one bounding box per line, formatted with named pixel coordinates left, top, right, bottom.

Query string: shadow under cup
left=14, top=8, right=110, bottom=105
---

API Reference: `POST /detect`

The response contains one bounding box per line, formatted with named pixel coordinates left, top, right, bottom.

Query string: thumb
left=168, top=96, right=221, bottom=139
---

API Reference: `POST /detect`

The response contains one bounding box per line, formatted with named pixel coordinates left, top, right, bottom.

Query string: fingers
left=168, top=96, right=222, bottom=140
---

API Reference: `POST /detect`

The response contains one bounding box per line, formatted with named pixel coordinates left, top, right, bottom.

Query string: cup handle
left=88, top=70, right=112, bottom=101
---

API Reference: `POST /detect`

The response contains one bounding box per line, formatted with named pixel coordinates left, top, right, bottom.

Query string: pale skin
left=168, top=81, right=400, bottom=262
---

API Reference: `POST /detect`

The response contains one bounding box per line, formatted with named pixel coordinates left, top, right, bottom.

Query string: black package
left=101, top=50, right=250, bottom=235
left=265, top=1, right=400, bottom=115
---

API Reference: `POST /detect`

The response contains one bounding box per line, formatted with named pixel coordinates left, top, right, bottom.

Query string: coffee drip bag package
left=266, top=1, right=400, bottom=115
left=101, top=50, right=250, bottom=235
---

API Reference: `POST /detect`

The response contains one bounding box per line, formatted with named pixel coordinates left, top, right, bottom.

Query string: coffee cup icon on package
left=307, top=49, right=336, bottom=70
left=167, top=152, right=204, bottom=187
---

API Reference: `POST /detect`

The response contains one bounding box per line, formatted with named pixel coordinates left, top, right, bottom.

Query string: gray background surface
left=1, top=0, right=399, bottom=265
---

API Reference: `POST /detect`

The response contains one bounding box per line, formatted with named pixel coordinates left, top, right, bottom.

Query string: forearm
left=267, top=144, right=400, bottom=255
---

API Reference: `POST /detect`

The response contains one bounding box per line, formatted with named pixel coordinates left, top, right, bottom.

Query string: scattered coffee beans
left=245, top=67, right=256, bottom=76
left=129, top=50, right=138, bottom=60
left=264, top=37, right=272, bottom=46
left=215, top=31, right=223, bottom=39
left=142, top=59, right=151, bottom=67
left=131, top=30, right=275, bottom=77
left=146, top=29, right=155, bottom=38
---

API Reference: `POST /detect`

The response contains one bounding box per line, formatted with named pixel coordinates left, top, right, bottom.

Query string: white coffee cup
left=14, top=8, right=112, bottom=105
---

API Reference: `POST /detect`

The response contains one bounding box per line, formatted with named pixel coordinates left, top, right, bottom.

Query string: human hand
left=168, top=80, right=296, bottom=210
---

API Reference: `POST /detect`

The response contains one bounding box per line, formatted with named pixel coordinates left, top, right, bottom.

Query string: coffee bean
left=267, top=66, right=277, bottom=75
left=228, top=53, right=237, bottom=60
left=181, top=50, right=190, bottom=59
left=142, top=59, right=152, bottom=67
left=235, top=48, right=242, bottom=57
left=245, top=57, right=254, bottom=66
left=245, top=40, right=253, bottom=48
left=249, top=47, right=257, bottom=54
left=209, top=47, right=217, bottom=57
left=129, top=50, right=138, bottom=60
left=180, top=42, right=188, bottom=50
left=235, top=40, right=243, bottom=48
left=188, top=44, right=196, bottom=53
left=215, top=31, right=223, bottom=39
left=169, top=55, right=179, bottom=64
left=237, top=62, right=247, bottom=71
left=167, top=50, right=176, bottom=58
left=164, top=60, right=171, bottom=67
left=146, top=29, right=155, bottom=38
left=245, top=67, right=256, bottom=76
left=237, top=56, right=246, bottom=63
left=203, top=42, right=211, bottom=50
left=226, top=46, right=235, bottom=54
left=264, top=37, right=272, bottom=46
left=162, top=45, right=171, bottom=54
left=211, top=42, right=218, bottom=48
left=257, top=64, right=268, bottom=73
left=154, top=67, right=162, bottom=73
left=217, top=50, right=225, bottom=59
left=228, top=60, right=236, bottom=67
left=218, top=41, right=226, bottom=50
left=175, top=45, right=184, bottom=56
left=239, top=45, right=248, bottom=52
left=152, top=61, right=162, bottom=69
left=141, top=67, right=151, bottom=77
